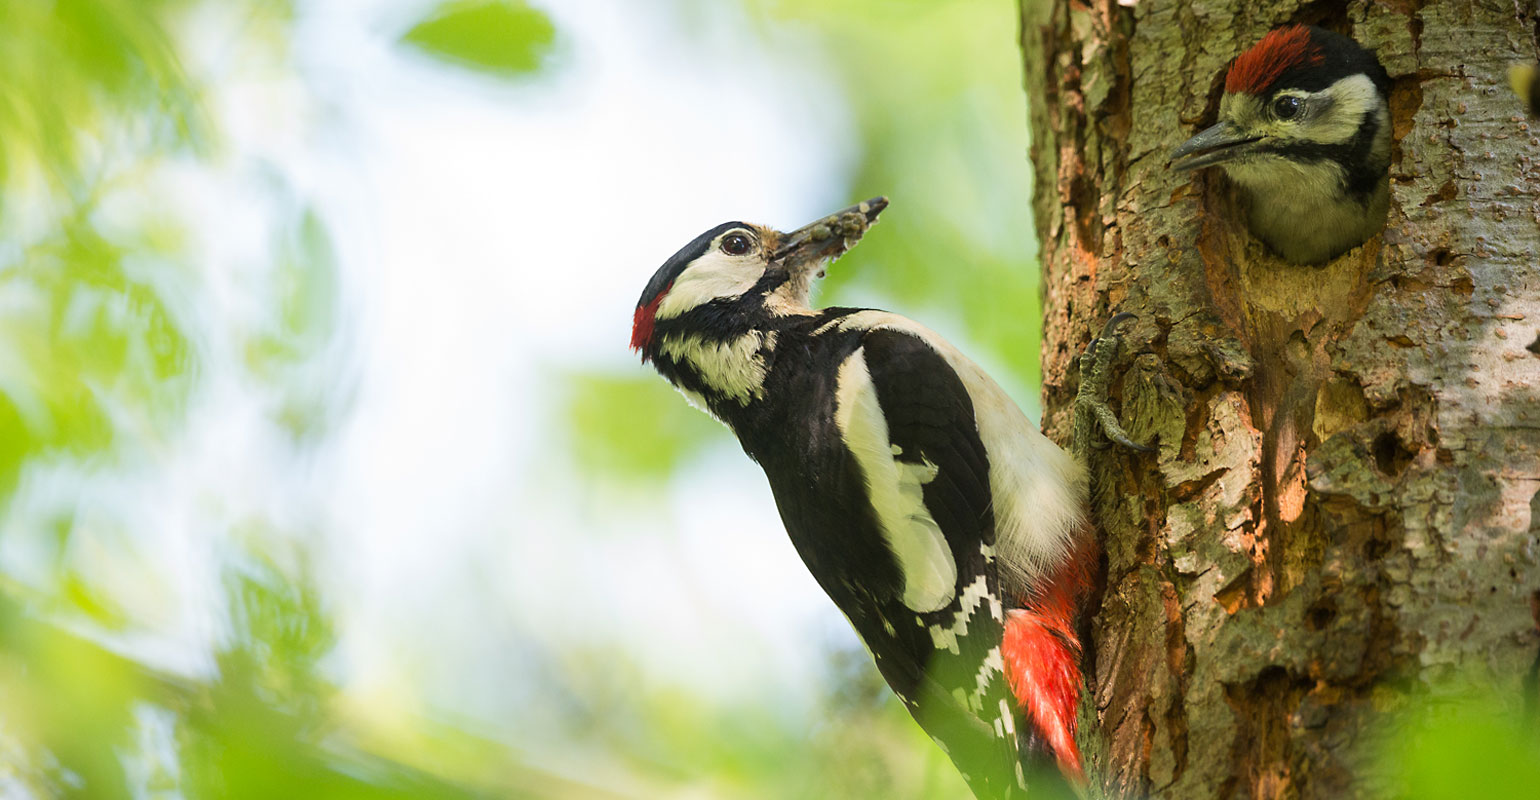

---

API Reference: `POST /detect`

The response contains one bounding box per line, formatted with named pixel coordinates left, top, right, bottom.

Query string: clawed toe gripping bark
left=1072, top=312, right=1152, bottom=463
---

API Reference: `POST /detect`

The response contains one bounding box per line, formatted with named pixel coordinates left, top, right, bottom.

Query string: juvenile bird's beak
left=1170, top=121, right=1260, bottom=172
left=773, top=197, right=888, bottom=270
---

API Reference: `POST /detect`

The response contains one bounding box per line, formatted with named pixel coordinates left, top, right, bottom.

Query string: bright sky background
left=0, top=0, right=858, bottom=753
left=303, top=0, right=862, bottom=723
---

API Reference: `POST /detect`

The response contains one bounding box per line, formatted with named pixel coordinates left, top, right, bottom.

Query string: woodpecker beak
left=1170, top=121, right=1260, bottom=172
left=773, top=197, right=888, bottom=270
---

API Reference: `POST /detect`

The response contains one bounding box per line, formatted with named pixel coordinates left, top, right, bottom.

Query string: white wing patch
left=928, top=572, right=1003, bottom=655
left=658, top=330, right=774, bottom=405
left=823, top=311, right=1087, bottom=597
left=835, top=347, right=958, bottom=613
left=974, top=646, right=1005, bottom=711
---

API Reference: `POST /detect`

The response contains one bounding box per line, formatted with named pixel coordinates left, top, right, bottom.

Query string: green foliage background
left=0, top=0, right=1533, bottom=798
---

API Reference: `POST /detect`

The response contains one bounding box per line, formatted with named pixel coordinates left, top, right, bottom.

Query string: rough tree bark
left=1019, top=1, right=1540, bottom=798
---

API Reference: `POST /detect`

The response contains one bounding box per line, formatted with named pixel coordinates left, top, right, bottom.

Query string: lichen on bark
left=1018, top=1, right=1540, bottom=797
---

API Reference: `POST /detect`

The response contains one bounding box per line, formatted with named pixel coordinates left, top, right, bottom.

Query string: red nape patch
left=1226, top=25, right=1323, bottom=95
left=630, top=283, right=670, bottom=358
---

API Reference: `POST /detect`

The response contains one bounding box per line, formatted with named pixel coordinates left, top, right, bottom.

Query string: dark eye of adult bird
left=1170, top=25, right=1392, bottom=265
left=630, top=197, right=1148, bottom=798
left=721, top=232, right=752, bottom=255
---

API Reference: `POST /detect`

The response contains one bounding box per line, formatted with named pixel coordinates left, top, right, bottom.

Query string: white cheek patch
left=1296, top=74, right=1380, bottom=145
left=659, top=330, right=774, bottom=404
left=655, top=250, right=764, bottom=321
left=835, top=347, right=959, bottom=613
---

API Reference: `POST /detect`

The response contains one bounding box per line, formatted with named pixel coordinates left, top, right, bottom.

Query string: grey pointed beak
left=1170, top=122, right=1259, bottom=172
left=773, top=196, right=888, bottom=266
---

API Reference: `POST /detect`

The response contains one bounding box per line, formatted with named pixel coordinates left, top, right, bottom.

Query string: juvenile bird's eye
left=1272, top=95, right=1302, bottom=120
left=721, top=233, right=752, bottom=256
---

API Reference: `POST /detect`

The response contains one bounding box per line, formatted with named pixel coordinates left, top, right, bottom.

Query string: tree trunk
left=1019, top=1, right=1540, bottom=797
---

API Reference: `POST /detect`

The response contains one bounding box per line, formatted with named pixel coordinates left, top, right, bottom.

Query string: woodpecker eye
left=721, top=233, right=752, bottom=256
left=1272, top=95, right=1302, bottom=120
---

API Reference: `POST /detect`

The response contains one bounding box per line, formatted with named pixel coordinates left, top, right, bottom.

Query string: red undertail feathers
left=1002, top=540, right=1094, bottom=781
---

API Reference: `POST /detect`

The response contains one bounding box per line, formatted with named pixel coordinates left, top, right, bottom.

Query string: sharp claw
left=1101, top=311, right=1138, bottom=339
left=1087, top=399, right=1153, bottom=454
left=1083, top=314, right=1137, bottom=369
left=1106, top=430, right=1156, bottom=453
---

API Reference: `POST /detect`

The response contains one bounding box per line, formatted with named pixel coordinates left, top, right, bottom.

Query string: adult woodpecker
left=630, top=197, right=1144, bottom=798
left=1170, top=25, right=1392, bottom=264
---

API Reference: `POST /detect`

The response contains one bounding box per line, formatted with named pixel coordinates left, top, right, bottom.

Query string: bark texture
left=1019, top=1, right=1540, bottom=798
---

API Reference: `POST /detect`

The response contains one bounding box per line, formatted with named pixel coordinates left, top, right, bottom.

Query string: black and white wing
left=834, top=327, right=1027, bottom=797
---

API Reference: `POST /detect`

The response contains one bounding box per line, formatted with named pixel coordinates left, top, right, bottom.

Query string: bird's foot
left=1074, top=313, right=1153, bottom=457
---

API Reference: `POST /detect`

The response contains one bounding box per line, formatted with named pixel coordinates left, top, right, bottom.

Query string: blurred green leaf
left=180, top=554, right=488, bottom=800
left=223, top=552, right=335, bottom=708
left=0, top=0, right=208, bottom=204
left=60, top=571, right=128, bottom=629
left=263, top=209, right=340, bottom=364
left=246, top=207, right=348, bottom=443
left=0, top=552, right=504, bottom=800
left=0, top=219, right=195, bottom=501
left=565, top=372, right=725, bottom=481
left=0, top=593, right=160, bottom=799
left=0, top=0, right=203, bottom=501
left=555, top=643, right=971, bottom=799
left=1384, top=693, right=1540, bottom=800
left=400, top=0, right=556, bottom=78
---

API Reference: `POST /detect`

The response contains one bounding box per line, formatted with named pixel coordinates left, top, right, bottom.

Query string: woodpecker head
left=1170, top=26, right=1392, bottom=263
left=1172, top=25, right=1390, bottom=184
left=630, top=197, right=887, bottom=362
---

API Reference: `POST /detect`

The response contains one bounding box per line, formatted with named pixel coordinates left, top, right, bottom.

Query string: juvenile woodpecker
left=631, top=198, right=1143, bottom=798
left=1171, top=25, right=1392, bottom=264
left=1510, top=63, right=1540, bottom=118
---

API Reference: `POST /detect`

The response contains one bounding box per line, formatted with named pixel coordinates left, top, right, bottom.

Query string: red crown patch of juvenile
left=1225, top=25, right=1323, bottom=95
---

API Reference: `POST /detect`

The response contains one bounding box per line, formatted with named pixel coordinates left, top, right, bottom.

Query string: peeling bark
left=1019, top=1, right=1540, bottom=797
